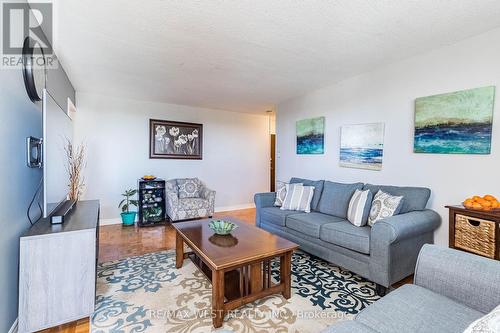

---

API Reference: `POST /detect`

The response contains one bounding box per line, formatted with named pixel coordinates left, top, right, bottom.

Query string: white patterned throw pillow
left=347, top=189, right=373, bottom=227
left=463, top=304, right=500, bottom=333
left=281, top=184, right=315, bottom=213
left=177, top=178, right=201, bottom=198
left=368, top=190, right=404, bottom=226
left=274, top=181, right=302, bottom=207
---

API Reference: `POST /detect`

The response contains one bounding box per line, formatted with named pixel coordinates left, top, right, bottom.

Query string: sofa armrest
left=371, top=210, right=441, bottom=244
left=369, top=210, right=441, bottom=287
left=199, top=185, right=215, bottom=200
left=165, top=190, right=178, bottom=203
left=414, top=244, right=500, bottom=313
left=165, top=190, right=179, bottom=220
left=199, top=185, right=216, bottom=215
left=254, top=192, right=276, bottom=227
left=254, top=192, right=276, bottom=209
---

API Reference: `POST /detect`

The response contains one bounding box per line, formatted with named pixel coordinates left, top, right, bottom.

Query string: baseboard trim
left=215, top=203, right=255, bottom=212
left=99, top=203, right=255, bottom=226
left=8, top=318, right=18, bottom=333
left=100, top=218, right=123, bottom=226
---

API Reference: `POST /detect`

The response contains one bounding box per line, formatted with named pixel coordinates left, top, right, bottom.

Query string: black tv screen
left=42, top=89, right=73, bottom=217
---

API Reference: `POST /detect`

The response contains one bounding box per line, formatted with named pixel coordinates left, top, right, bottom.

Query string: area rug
left=91, top=250, right=379, bottom=332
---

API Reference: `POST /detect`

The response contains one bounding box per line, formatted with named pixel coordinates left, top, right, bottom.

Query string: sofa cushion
left=317, top=181, right=364, bottom=218
left=356, top=284, right=483, bottom=333
left=320, top=221, right=371, bottom=254
left=290, top=178, right=324, bottom=211
left=363, top=184, right=430, bottom=214
left=260, top=207, right=303, bottom=227
left=178, top=198, right=209, bottom=210
left=286, top=212, right=344, bottom=238
left=177, top=178, right=201, bottom=198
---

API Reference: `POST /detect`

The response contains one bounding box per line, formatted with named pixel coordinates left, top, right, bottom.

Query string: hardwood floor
left=39, top=207, right=411, bottom=332
left=38, top=209, right=255, bottom=332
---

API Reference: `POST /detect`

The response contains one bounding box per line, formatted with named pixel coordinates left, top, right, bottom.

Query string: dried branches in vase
left=64, top=138, right=86, bottom=201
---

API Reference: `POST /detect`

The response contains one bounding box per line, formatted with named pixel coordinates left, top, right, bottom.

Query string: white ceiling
left=53, top=0, right=500, bottom=113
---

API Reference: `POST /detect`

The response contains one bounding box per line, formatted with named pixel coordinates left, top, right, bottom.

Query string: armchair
left=165, top=178, right=215, bottom=221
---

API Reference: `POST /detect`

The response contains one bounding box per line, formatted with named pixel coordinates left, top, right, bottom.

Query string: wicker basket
left=454, top=214, right=496, bottom=258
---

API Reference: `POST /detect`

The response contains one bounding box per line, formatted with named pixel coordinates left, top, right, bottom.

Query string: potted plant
left=118, top=189, right=138, bottom=226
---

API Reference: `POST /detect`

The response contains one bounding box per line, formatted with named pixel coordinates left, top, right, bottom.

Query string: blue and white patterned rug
left=91, top=250, right=379, bottom=332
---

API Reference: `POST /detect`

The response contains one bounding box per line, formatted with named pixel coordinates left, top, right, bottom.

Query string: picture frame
left=149, top=119, right=203, bottom=159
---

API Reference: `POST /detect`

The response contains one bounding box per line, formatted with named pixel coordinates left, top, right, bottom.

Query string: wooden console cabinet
left=18, top=200, right=100, bottom=332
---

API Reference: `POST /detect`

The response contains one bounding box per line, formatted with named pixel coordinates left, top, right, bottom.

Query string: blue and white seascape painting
left=340, top=123, right=385, bottom=171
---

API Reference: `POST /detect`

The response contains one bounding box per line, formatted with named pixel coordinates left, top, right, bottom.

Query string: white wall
left=276, top=27, right=500, bottom=246
left=74, top=93, right=269, bottom=220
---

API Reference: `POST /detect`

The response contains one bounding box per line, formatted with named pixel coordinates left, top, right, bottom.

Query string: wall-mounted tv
left=42, top=89, right=73, bottom=218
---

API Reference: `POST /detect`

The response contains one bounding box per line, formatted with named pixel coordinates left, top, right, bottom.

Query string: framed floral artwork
left=149, top=119, right=203, bottom=159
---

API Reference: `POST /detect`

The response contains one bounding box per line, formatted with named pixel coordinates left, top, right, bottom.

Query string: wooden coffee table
left=173, top=217, right=298, bottom=328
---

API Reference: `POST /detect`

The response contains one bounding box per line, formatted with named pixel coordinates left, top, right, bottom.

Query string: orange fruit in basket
left=491, top=201, right=500, bottom=209
left=484, top=195, right=497, bottom=202
left=471, top=202, right=482, bottom=210
left=472, top=195, right=482, bottom=201
left=481, top=200, right=492, bottom=208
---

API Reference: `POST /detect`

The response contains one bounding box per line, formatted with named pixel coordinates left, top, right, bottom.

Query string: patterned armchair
left=165, top=178, right=216, bottom=221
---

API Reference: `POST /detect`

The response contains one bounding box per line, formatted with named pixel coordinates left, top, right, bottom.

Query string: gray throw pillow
left=274, top=181, right=302, bottom=207
left=280, top=184, right=315, bottom=213
left=463, top=304, right=500, bottom=333
left=347, top=189, right=373, bottom=227
left=368, top=190, right=404, bottom=226
left=177, top=178, right=201, bottom=198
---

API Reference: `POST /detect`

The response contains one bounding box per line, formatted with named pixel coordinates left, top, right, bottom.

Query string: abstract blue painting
left=296, top=117, right=325, bottom=154
left=414, top=86, right=495, bottom=154
left=340, top=123, right=384, bottom=170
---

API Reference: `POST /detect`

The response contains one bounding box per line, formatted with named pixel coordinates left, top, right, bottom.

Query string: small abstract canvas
left=296, top=117, right=325, bottom=154
left=340, top=123, right=384, bottom=171
left=414, top=86, right=495, bottom=154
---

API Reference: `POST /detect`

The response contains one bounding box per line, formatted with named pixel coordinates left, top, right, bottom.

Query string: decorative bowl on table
left=208, top=220, right=238, bottom=235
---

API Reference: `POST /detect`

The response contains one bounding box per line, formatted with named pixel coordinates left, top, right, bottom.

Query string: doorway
left=270, top=134, right=276, bottom=191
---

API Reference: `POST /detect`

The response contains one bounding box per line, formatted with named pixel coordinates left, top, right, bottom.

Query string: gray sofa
left=324, top=244, right=500, bottom=333
left=254, top=178, right=441, bottom=294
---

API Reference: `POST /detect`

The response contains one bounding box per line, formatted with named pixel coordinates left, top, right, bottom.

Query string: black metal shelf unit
left=138, top=179, right=168, bottom=227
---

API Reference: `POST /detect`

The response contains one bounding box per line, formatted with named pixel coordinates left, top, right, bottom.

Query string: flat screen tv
left=42, top=89, right=73, bottom=218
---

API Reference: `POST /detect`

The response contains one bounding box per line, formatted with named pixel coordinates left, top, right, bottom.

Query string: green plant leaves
left=119, top=188, right=138, bottom=213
